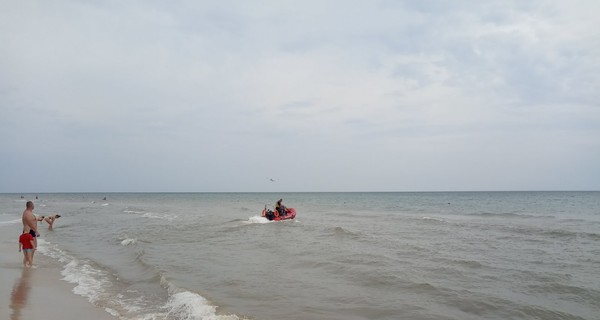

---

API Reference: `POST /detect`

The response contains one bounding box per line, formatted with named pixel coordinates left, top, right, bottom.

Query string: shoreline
left=0, top=224, right=114, bottom=320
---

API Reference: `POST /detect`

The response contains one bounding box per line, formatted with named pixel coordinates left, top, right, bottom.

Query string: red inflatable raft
left=261, top=207, right=296, bottom=221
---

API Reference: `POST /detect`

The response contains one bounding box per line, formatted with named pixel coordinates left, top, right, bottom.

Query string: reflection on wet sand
left=10, top=268, right=32, bottom=320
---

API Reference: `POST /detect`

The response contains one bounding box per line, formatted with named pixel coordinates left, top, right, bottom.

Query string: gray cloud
left=1, top=0, right=599, bottom=192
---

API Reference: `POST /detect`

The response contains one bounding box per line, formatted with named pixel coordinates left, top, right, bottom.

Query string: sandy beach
left=0, top=224, right=113, bottom=320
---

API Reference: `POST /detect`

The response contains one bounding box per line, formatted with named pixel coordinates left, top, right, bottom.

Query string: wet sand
left=0, top=230, right=114, bottom=320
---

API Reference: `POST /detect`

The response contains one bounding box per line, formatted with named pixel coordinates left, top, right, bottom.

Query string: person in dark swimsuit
left=275, top=199, right=286, bottom=216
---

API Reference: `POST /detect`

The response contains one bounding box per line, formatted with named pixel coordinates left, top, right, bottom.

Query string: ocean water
left=1, top=192, right=599, bottom=320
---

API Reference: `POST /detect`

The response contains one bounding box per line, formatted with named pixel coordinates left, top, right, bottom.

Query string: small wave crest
left=331, top=226, right=362, bottom=239
left=121, top=238, right=137, bottom=246
left=164, top=291, right=241, bottom=320
left=422, top=216, right=445, bottom=223
left=125, top=208, right=177, bottom=221
left=528, top=283, right=600, bottom=306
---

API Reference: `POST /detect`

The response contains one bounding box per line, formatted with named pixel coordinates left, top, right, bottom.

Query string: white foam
left=101, top=203, right=110, bottom=206
left=104, top=308, right=120, bottom=317
left=164, top=290, right=241, bottom=320
left=244, top=215, right=271, bottom=224
left=120, top=296, right=145, bottom=313
left=121, top=238, right=137, bottom=246
left=112, top=293, right=149, bottom=315
left=63, top=258, right=112, bottom=303
left=124, top=210, right=146, bottom=214
left=124, top=209, right=177, bottom=221
left=422, top=216, right=445, bottom=222
left=142, top=212, right=177, bottom=221
left=158, top=274, right=242, bottom=320
left=36, top=239, right=112, bottom=305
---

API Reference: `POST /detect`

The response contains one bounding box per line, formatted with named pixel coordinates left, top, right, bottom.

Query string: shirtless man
left=22, top=201, right=39, bottom=260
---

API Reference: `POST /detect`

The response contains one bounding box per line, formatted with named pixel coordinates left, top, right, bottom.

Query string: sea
left=0, top=192, right=599, bottom=320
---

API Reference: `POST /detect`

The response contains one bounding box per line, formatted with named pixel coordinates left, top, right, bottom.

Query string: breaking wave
left=121, top=238, right=138, bottom=246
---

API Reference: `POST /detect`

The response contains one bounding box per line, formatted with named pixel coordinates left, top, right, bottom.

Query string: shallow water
left=1, top=192, right=599, bottom=319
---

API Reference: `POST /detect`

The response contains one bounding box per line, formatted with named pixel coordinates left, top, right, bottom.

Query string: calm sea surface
left=1, top=192, right=599, bottom=320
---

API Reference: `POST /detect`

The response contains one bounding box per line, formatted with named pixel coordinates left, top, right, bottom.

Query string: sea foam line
left=38, top=239, right=243, bottom=320
left=36, top=239, right=113, bottom=305
left=36, top=239, right=151, bottom=319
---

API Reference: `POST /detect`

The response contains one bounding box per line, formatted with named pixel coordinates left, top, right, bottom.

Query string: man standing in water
left=22, top=201, right=39, bottom=260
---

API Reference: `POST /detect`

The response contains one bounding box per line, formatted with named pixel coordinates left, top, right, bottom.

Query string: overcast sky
left=1, top=0, right=599, bottom=192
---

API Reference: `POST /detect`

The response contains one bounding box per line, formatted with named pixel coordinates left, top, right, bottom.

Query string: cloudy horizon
left=1, top=1, right=599, bottom=192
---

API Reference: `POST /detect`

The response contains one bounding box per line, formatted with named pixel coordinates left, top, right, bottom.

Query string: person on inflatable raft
left=262, top=199, right=287, bottom=220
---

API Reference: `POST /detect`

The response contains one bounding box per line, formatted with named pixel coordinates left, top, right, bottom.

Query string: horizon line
left=2, top=190, right=599, bottom=194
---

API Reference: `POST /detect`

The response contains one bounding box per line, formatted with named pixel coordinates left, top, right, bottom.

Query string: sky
left=1, top=0, right=599, bottom=192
